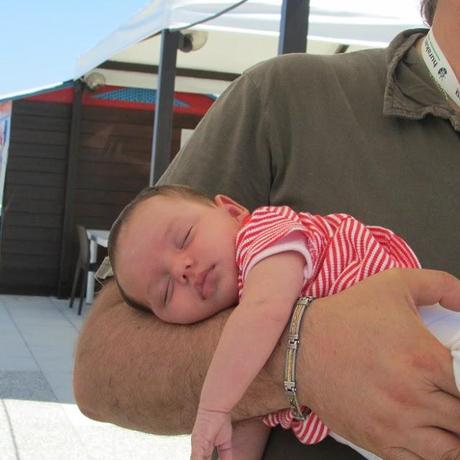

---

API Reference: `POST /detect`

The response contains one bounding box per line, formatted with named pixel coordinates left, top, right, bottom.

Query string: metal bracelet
left=284, top=296, right=314, bottom=420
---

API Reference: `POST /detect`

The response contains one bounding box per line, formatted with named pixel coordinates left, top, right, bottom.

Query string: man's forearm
left=73, top=280, right=289, bottom=434
left=74, top=280, right=215, bottom=433
left=74, top=270, right=460, bottom=458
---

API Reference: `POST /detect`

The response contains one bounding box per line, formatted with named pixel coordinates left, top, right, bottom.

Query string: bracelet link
left=287, top=336, right=299, bottom=350
left=283, top=296, right=315, bottom=421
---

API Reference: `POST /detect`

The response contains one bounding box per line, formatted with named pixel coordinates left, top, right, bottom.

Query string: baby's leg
left=419, top=303, right=460, bottom=391
left=231, top=417, right=271, bottom=460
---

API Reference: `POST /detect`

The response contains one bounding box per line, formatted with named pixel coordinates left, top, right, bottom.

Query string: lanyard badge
left=422, top=29, right=460, bottom=108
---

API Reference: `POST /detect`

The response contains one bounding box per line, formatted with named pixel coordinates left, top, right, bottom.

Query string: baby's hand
left=191, top=407, right=232, bottom=460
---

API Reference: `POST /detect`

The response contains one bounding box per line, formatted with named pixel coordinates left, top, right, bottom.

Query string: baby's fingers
left=217, top=443, right=233, bottom=460
left=191, top=409, right=232, bottom=459
left=190, top=436, right=215, bottom=460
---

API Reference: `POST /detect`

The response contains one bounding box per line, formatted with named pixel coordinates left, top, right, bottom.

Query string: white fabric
left=419, top=303, right=460, bottom=387
left=243, top=231, right=314, bottom=282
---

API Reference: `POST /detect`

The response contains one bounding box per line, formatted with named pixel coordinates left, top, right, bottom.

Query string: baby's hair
left=108, top=184, right=213, bottom=312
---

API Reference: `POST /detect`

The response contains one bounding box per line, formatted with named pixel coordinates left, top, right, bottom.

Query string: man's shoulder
left=243, top=48, right=386, bottom=81
left=234, top=48, right=387, bottom=102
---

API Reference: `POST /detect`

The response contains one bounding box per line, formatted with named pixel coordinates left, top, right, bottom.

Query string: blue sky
left=0, top=0, right=148, bottom=99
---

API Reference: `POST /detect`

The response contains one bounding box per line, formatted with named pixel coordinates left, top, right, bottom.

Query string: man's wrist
left=284, top=296, right=315, bottom=420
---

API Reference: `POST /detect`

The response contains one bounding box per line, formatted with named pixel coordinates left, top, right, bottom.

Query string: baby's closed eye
left=181, top=226, right=193, bottom=248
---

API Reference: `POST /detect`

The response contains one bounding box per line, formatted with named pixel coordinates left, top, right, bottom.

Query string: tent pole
left=57, top=80, right=83, bottom=297
left=150, top=4, right=309, bottom=185
left=278, top=0, right=309, bottom=54
left=149, top=29, right=180, bottom=185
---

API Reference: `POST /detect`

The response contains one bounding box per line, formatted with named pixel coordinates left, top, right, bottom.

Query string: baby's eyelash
left=182, top=227, right=192, bottom=247
left=163, top=278, right=170, bottom=305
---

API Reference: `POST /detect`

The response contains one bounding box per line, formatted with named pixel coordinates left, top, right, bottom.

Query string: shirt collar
left=383, top=28, right=460, bottom=131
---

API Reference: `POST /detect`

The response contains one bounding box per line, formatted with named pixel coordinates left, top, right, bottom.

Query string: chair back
left=76, top=225, right=91, bottom=269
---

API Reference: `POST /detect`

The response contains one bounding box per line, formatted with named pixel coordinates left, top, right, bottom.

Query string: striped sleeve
left=236, top=206, right=309, bottom=284
left=367, top=225, right=420, bottom=269
left=302, top=216, right=421, bottom=297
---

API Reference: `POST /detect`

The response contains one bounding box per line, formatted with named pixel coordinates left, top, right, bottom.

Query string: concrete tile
left=0, top=304, right=39, bottom=372
left=32, top=358, right=74, bottom=376
left=62, top=403, right=111, bottom=428
left=0, top=354, right=39, bottom=372
left=50, top=299, right=87, bottom=331
left=0, top=371, right=56, bottom=402
left=13, top=327, right=77, bottom=349
left=3, top=399, right=90, bottom=460
left=0, top=399, right=19, bottom=460
left=74, top=425, right=191, bottom=460
left=0, top=296, right=192, bottom=459
left=0, top=329, right=39, bottom=372
left=0, top=302, right=13, bottom=321
left=42, top=370, right=75, bottom=404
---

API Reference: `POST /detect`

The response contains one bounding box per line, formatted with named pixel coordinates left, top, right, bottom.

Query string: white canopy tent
left=76, top=0, right=425, bottom=96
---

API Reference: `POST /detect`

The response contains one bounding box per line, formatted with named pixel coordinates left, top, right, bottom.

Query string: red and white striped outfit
left=235, top=206, right=420, bottom=445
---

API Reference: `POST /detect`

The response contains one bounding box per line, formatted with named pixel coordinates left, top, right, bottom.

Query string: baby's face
left=116, top=193, right=248, bottom=324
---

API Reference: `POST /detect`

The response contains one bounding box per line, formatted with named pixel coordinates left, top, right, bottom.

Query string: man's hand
left=191, top=408, right=232, bottom=460
left=298, top=268, right=460, bottom=460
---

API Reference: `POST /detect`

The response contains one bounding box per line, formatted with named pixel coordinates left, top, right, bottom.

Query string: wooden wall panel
left=0, top=100, right=71, bottom=294
left=0, top=95, right=205, bottom=296
left=71, top=105, right=152, bottom=244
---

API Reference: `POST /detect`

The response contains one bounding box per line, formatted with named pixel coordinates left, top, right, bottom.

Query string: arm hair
left=73, top=280, right=286, bottom=434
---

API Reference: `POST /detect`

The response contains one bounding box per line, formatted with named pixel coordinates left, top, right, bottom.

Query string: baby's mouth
left=195, top=265, right=215, bottom=300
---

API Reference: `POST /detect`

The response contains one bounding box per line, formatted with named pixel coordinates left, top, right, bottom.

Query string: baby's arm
left=232, top=418, right=271, bottom=460
left=191, top=251, right=304, bottom=459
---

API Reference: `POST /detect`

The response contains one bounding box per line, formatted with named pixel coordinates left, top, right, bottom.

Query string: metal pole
left=278, top=0, right=309, bottom=54
left=57, top=80, right=83, bottom=297
left=149, top=29, right=180, bottom=185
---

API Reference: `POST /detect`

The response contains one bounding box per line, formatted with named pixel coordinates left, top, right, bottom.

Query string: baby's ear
left=214, top=195, right=249, bottom=223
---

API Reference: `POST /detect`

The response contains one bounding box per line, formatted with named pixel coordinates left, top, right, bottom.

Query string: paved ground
left=0, top=294, right=190, bottom=459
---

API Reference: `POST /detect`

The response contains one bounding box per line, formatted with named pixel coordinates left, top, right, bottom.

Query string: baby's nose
left=172, top=257, right=194, bottom=283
